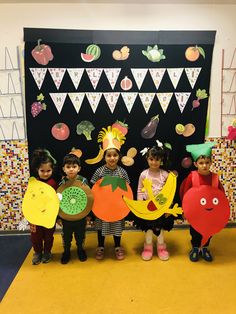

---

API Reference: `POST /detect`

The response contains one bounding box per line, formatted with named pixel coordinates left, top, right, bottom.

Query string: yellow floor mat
left=1, top=228, right=236, bottom=314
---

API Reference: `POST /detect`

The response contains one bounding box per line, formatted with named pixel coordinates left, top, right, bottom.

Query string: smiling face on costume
left=105, top=148, right=120, bottom=170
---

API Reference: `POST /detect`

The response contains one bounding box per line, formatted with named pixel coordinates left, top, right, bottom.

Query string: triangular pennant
left=86, top=92, right=102, bottom=113
left=5, top=47, right=14, bottom=70
left=103, top=68, right=121, bottom=89
left=139, top=93, right=155, bottom=113
left=149, top=68, right=166, bottom=90
left=49, top=93, right=67, bottom=114
left=86, top=68, right=103, bottom=90
left=67, top=68, right=84, bottom=89
left=175, top=92, right=191, bottom=113
left=30, top=68, right=47, bottom=89
left=130, top=68, right=148, bottom=89
left=8, top=73, right=17, bottom=93
left=156, top=93, right=173, bottom=113
left=10, top=98, right=19, bottom=117
left=103, top=92, right=120, bottom=113
left=68, top=93, right=85, bottom=113
left=48, top=68, right=66, bottom=90
left=185, top=68, right=201, bottom=88
left=12, top=121, right=20, bottom=139
left=121, top=93, right=138, bottom=113
left=167, top=68, right=184, bottom=89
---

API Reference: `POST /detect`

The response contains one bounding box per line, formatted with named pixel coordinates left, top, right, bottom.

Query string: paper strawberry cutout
left=31, top=93, right=46, bottom=117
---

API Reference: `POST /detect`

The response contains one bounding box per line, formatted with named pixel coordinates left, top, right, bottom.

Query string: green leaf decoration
left=147, top=46, right=153, bottom=52
left=142, top=50, right=148, bottom=56
left=196, top=89, right=208, bottom=100
left=37, top=93, right=44, bottom=101
left=198, top=46, right=205, bottom=59
left=100, top=176, right=128, bottom=192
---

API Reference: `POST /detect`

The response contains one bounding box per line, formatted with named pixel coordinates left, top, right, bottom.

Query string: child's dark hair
left=195, top=155, right=212, bottom=162
left=62, top=153, right=81, bottom=167
left=30, top=148, right=56, bottom=176
left=146, top=145, right=171, bottom=170
left=104, top=148, right=121, bottom=158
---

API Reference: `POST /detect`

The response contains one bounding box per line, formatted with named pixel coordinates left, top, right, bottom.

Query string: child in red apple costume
left=180, top=142, right=230, bottom=262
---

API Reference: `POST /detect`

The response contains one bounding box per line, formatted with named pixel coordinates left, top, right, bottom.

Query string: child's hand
left=57, top=219, right=62, bottom=226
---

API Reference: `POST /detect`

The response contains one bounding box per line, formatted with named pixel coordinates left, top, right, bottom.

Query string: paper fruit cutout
left=182, top=171, right=230, bottom=246
left=120, top=76, right=133, bottom=91
left=175, top=123, right=195, bottom=137
left=31, top=93, right=46, bottom=117
left=22, top=177, right=59, bottom=228
left=112, top=46, right=130, bottom=61
left=123, top=172, right=182, bottom=220
left=181, top=157, right=192, bottom=169
left=192, top=89, right=208, bottom=110
left=69, top=147, right=83, bottom=158
left=92, top=176, right=133, bottom=222
left=112, top=120, right=128, bottom=136
left=121, top=147, right=137, bottom=167
left=226, top=119, right=236, bottom=140
left=185, top=45, right=205, bottom=62
left=85, top=146, right=104, bottom=165
left=57, top=179, right=94, bottom=221
left=51, top=123, right=70, bottom=141
left=81, top=44, right=101, bottom=62
left=142, top=45, right=166, bottom=62
left=141, top=115, right=159, bottom=139
left=76, top=120, right=95, bottom=141
left=31, top=39, right=54, bottom=65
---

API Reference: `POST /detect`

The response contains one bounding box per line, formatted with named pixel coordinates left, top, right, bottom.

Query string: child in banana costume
left=135, top=141, right=176, bottom=261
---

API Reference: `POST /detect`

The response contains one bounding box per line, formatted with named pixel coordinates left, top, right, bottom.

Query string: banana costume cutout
left=123, top=172, right=182, bottom=220
left=85, top=146, right=104, bottom=164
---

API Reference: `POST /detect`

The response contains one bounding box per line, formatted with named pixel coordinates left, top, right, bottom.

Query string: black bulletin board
left=24, top=29, right=216, bottom=203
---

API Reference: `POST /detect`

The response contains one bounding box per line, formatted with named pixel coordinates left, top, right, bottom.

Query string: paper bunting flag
left=149, top=68, right=166, bottom=90
left=86, top=92, right=102, bottom=113
left=103, top=92, right=120, bottom=113
left=121, top=93, right=138, bottom=113
left=167, top=68, right=184, bottom=89
left=68, top=93, right=85, bottom=113
left=67, top=68, right=84, bottom=89
left=30, top=68, right=47, bottom=89
left=156, top=93, right=173, bottom=113
left=86, top=68, right=103, bottom=90
left=139, top=93, right=155, bottom=113
left=131, top=68, right=148, bottom=90
left=48, top=68, right=66, bottom=90
left=175, top=92, right=191, bottom=113
left=103, top=68, right=121, bottom=89
left=49, top=93, right=67, bottom=114
left=185, top=68, right=201, bottom=89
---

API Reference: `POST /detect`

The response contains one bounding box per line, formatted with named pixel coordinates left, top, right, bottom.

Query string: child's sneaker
left=42, top=252, right=52, bottom=263
left=157, top=243, right=169, bottom=261
left=61, top=251, right=71, bottom=264
left=32, top=252, right=42, bottom=265
left=201, top=247, right=213, bottom=262
left=189, top=247, right=200, bottom=262
left=95, top=247, right=104, bottom=260
left=141, top=243, right=153, bottom=261
left=77, top=249, right=87, bottom=262
left=115, top=247, right=125, bottom=260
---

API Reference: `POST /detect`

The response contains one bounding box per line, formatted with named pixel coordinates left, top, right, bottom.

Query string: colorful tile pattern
left=0, top=138, right=235, bottom=230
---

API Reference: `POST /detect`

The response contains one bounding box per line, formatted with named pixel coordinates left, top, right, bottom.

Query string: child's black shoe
left=78, top=249, right=87, bottom=262
left=42, top=252, right=52, bottom=263
left=32, top=252, right=42, bottom=265
left=61, top=251, right=71, bottom=264
left=201, top=247, right=213, bottom=262
left=189, top=247, right=200, bottom=262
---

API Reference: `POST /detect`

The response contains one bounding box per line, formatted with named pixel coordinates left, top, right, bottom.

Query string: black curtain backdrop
left=24, top=29, right=216, bottom=206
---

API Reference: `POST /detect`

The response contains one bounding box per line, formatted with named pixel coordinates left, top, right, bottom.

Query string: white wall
left=1, top=3, right=236, bottom=137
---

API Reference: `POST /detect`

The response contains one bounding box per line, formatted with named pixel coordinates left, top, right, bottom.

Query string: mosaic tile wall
left=0, top=138, right=235, bottom=231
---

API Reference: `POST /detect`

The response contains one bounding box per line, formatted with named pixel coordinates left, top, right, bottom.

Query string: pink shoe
left=157, top=243, right=169, bottom=261
left=95, top=247, right=104, bottom=260
left=141, top=243, right=153, bottom=261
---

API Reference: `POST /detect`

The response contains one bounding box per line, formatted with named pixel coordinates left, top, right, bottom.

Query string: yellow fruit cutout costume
left=22, top=177, right=59, bottom=228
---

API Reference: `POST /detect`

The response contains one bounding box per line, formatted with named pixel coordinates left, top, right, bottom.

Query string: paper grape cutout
left=60, top=187, right=87, bottom=215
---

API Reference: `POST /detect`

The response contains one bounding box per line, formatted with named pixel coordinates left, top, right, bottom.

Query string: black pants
left=62, top=218, right=86, bottom=252
left=190, top=226, right=211, bottom=248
